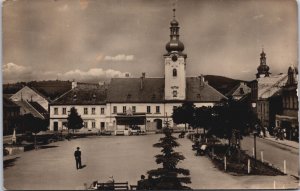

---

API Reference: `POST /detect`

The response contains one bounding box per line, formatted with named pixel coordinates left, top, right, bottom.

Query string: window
left=62, top=108, right=66, bottom=115
left=84, top=108, right=88, bottom=115
left=113, top=106, right=117, bottom=114
left=101, top=108, right=105, bottom=114
left=173, top=106, right=177, bottom=111
left=173, top=69, right=177, bottom=77
left=92, top=108, right=96, bottom=115
left=84, top=122, right=88, bottom=128
left=132, top=106, right=136, bottom=113
left=156, top=106, right=160, bottom=113
left=92, top=121, right=96, bottom=128
left=54, top=108, right=58, bottom=115
left=123, top=106, right=126, bottom=113
left=173, top=90, right=177, bottom=97
left=147, top=106, right=151, bottom=114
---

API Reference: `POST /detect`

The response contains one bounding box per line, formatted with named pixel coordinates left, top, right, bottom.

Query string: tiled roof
left=258, top=74, right=288, bottom=99
left=52, top=84, right=107, bottom=105
left=14, top=101, right=44, bottom=119
left=107, top=77, right=226, bottom=103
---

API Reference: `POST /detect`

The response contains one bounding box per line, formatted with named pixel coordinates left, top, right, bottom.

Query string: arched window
left=173, top=69, right=177, bottom=77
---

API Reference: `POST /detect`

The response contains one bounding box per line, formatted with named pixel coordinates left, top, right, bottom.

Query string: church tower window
left=173, top=90, right=178, bottom=97
left=173, top=69, right=177, bottom=77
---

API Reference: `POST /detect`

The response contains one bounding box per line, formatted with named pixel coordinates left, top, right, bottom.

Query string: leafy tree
left=22, top=113, right=48, bottom=148
left=209, top=97, right=258, bottom=147
left=147, top=119, right=191, bottom=190
left=67, top=107, right=83, bottom=134
left=172, top=101, right=195, bottom=131
left=193, top=106, right=212, bottom=136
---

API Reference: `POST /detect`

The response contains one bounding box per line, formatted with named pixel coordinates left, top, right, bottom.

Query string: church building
left=49, top=9, right=226, bottom=134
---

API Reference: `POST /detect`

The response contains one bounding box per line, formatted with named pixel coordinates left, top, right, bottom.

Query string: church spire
left=256, top=48, right=271, bottom=78
left=165, top=8, right=185, bottom=53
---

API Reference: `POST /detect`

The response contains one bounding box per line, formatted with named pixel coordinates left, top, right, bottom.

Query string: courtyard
left=4, top=134, right=299, bottom=190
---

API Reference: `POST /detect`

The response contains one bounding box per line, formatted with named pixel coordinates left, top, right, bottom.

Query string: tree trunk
left=34, top=133, right=37, bottom=150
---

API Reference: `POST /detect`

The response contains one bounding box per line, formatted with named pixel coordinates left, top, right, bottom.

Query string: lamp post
left=253, top=129, right=258, bottom=166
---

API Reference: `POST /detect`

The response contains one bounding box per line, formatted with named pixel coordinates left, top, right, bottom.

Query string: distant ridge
left=204, top=75, right=249, bottom=95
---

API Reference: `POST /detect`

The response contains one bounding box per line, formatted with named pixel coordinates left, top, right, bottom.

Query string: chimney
left=199, top=75, right=205, bottom=86
left=72, top=81, right=77, bottom=89
left=140, top=73, right=145, bottom=90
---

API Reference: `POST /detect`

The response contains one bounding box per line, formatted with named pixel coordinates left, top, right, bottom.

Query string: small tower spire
left=173, top=8, right=176, bottom=19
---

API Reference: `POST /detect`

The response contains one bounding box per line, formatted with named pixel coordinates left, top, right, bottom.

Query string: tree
left=193, top=106, right=212, bottom=136
left=147, top=119, right=191, bottom=190
left=67, top=107, right=83, bottom=134
left=22, top=113, right=48, bottom=148
left=172, top=101, right=195, bottom=131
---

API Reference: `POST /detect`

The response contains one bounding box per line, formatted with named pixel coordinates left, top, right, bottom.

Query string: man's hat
left=77, top=147, right=80, bottom=150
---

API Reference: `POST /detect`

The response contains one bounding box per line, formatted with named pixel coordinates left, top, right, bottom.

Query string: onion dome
left=165, top=9, right=185, bottom=53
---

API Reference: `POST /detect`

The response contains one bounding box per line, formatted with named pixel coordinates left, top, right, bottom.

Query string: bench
left=96, top=182, right=129, bottom=190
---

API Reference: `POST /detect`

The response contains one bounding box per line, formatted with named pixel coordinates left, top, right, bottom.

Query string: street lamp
left=253, top=128, right=258, bottom=166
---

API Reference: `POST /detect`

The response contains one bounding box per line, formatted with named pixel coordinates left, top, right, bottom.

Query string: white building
left=49, top=9, right=226, bottom=134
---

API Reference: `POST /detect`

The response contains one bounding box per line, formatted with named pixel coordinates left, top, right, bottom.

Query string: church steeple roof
left=256, top=48, right=271, bottom=78
left=165, top=8, right=185, bottom=53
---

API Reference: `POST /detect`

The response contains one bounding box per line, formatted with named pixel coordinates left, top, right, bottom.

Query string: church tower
left=164, top=9, right=187, bottom=100
left=256, top=49, right=271, bottom=78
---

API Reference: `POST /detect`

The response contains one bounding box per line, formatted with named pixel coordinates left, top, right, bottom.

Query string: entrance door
left=101, top=122, right=105, bottom=131
left=154, top=119, right=163, bottom=129
left=53, top=122, right=58, bottom=131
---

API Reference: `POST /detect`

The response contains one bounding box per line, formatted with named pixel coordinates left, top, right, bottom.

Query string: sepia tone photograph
left=2, top=0, right=299, bottom=190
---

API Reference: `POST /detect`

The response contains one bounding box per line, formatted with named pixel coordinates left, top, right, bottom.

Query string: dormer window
left=173, top=69, right=177, bottom=77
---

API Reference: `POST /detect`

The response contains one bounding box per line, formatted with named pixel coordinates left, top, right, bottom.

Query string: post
left=205, top=138, right=207, bottom=143
left=273, top=180, right=276, bottom=189
left=252, top=147, right=255, bottom=157
left=261, top=151, right=264, bottom=163
left=284, top=160, right=286, bottom=174
left=248, top=159, right=251, bottom=174
left=254, top=134, right=257, bottom=166
left=224, top=156, right=227, bottom=171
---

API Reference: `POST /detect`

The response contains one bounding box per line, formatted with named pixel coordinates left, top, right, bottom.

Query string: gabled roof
left=51, top=84, right=107, bottom=105
left=226, top=82, right=251, bottom=97
left=29, top=101, right=48, bottom=118
left=107, top=77, right=226, bottom=103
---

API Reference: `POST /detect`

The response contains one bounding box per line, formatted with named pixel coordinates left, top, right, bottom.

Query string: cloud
left=253, top=14, right=264, bottom=20
left=104, top=54, right=134, bottom=61
left=60, top=68, right=128, bottom=80
left=58, top=4, right=69, bottom=12
left=3, top=62, right=26, bottom=73
left=2, top=63, right=129, bottom=83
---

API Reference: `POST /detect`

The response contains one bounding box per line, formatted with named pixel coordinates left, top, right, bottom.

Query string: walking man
left=74, top=147, right=82, bottom=169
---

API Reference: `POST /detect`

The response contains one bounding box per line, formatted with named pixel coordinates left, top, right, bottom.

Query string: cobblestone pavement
left=4, top=134, right=299, bottom=190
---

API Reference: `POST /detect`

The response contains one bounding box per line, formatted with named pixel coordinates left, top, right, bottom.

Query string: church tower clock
left=164, top=9, right=187, bottom=100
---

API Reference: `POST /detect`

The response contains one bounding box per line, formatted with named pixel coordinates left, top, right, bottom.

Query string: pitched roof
left=29, top=101, right=48, bottom=118
left=14, top=100, right=45, bottom=119
left=226, top=82, right=251, bottom=97
left=107, top=77, right=226, bottom=103
left=51, top=84, right=107, bottom=105
left=257, top=74, right=288, bottom=99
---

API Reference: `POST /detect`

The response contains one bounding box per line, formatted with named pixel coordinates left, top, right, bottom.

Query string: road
left=241, top=136, right=299, bottom=178
left=4, top=134, right=298, bottom=190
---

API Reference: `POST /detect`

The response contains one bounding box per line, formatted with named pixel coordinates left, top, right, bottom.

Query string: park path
left=176, top=137, right=299, bottom=189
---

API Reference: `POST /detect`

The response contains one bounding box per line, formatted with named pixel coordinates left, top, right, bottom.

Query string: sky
left=2, top=0, right=298, bottom=83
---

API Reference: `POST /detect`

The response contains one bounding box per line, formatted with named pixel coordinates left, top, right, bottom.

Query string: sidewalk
left=260, top=136, right=299, bottom=149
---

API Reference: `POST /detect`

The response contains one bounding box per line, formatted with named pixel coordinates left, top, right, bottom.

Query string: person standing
left=74, top=147, right=82, bottom=169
